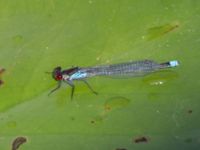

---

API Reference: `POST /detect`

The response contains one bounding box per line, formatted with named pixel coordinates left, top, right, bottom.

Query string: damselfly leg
left=64, top=80, right=75, bottom=100
left=48, top=81, right=61, bottom=96
left=81, top=80, right=98, bottom=95
left=64, top=80, right=97, bottom=99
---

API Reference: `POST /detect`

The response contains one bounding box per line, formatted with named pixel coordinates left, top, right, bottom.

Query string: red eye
left=55, top=74, right=62, bottom=80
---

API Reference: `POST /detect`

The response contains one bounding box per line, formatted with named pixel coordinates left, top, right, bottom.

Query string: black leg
left=65, top=80, right=75, bottom=100
left=48, top=81, right=61, bottom=96
left=70, top=85, right=75, bottom=100
left=81, top=80, right=98, bottom=95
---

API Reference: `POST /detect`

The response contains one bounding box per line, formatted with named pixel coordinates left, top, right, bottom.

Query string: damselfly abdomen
left=49, top=60, right=179, bottom=99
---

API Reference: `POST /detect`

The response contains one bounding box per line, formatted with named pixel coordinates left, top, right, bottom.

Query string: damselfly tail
left=160, top=60, right=179, bottom=69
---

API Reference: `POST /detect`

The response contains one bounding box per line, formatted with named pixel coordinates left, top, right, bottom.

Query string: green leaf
left=0, top=0, right=200, bottom=149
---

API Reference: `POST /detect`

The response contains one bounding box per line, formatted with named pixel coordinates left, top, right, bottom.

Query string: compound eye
left=55, top=74, right=62, bottom=80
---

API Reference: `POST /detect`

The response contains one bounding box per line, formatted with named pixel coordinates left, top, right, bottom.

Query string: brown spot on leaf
left=134, top=136, right=149, bottom=143
left=185, top=138, right=192, bottom=143
left=91, top=120, right=95, bottom=124
left=104, top=96, right=130, bottom=112
left=105, top=106, right=111, bottom=111
left=0, top=68, right=5, bottom=74
left=0, top=80, right=3, bottom=86
left=147, top=22, right=179, bottom=40
left=188, top=110, right=193, bottom=114
left=0, top=68, right=5, bottom=86
left=12, top=136, right=27, bottom=150
left=70, top=116, right=75, bottom=121
left=116, top=148, right=127, bottom=150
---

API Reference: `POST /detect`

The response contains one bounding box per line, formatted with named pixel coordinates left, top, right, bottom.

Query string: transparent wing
left=81, top=60, right=161, bottom=78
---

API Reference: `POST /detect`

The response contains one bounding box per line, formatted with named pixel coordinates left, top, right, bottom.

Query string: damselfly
left=48, top=60, right=179, bottom=99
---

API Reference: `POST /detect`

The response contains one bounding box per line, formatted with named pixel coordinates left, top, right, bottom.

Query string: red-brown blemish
left=134, top=136, right=149, bottom=143
left=12, top=136, right=27, bottom=150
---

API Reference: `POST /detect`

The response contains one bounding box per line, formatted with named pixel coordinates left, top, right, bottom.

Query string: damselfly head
left=52, top=66, right=63, bottom=81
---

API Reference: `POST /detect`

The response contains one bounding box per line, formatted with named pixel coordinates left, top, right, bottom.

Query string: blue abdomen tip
left=169, top=60, right=179, bottom=67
